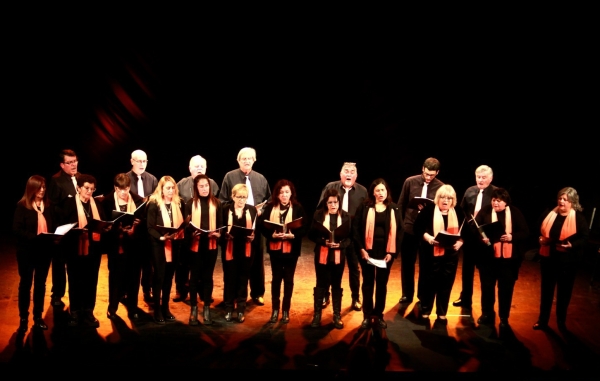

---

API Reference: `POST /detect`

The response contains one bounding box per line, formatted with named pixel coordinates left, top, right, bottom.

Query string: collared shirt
left=317, top=181, right=368, bottom=218
left=397, top=175, right=444, bottom=235
left=126, top=171, right=158, bottom=198
left=219, top=169, right=271, bottom=206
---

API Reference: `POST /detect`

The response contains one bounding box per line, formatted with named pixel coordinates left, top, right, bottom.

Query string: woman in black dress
left=185, top=174, right=223, bottom=325
left=13, top=175, right=55, bottom=333
left=261, top=179, right=307, bottom=324
left=147, top=176, right=185, bottom=324
left=353, top=178, right=401, bottom=329
left=308, top=188, right=351, bottom=329
left=221, top=183, right=257, bottom=323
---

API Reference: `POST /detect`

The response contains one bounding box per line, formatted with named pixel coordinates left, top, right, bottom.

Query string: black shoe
left=225, top=311, right=233, bottom=322
left=33, top=318, right=48, bottom=330
left=499, top=318, right=510, bottom=328
left=84, top=311, right=100, bottom=328
left=532, top=321, right=547, bottom=330
left=18, top=318, right=28, bottom=333
left=252, top=296, right=264, bottom=306
left=378, top=318, right=387, bottom=329
left=281, top=311, right=290, bottom=324
left=163, top=308, right=175, bottom=321
left=203, top=306, right=213, bottom=325
left=452, top=298, right=471, bottom=308
left=477, top=315, right=493, bottom=325
left=333, top=314, right=344, bottom=329
left=311, top=311, right=321, bottom=328
left=351, top=299, right=362, bottom=311
left=399, top=296, right=413, bottom=304
left=51, top=297, right=64, bottom=307
left=269, top=309, right=279, bottom=324
left=189, top=306, right=199, bottom=326
left=360, top=318, right=370, bottom=329
left=68, top=311, right=79, bottom=327
left=154, top=310, right=165, bottom=324
left=107, top=310, right=118, bottom=320
left=237, top=312, right=245, bottom=323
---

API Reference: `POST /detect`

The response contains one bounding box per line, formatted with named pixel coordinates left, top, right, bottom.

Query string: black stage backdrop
left=4, top=15, right=597, bottom=237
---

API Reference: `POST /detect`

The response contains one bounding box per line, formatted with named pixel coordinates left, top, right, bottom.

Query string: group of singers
left=13, top=150, right=590, bottom=334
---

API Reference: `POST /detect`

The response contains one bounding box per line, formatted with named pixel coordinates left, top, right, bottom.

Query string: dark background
left=4, top=13, right=597, bottom=236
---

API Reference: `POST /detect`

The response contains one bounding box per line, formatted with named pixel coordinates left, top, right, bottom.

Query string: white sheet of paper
left=367, top=257, right=387, bottom=268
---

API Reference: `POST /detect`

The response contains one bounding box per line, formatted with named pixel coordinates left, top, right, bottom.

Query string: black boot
left=322, top=290, right=330, bottom=309
left=203, top=306, right=213, bottom=325
left=311, top=287, right=325, bottom=328
left=332, top=288, right=344, bottom=329
left=189, top=305, right=199, bottom=326
left=269, top=309, right=279, bottom=324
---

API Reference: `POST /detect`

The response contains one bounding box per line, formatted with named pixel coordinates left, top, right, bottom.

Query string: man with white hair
left=219, top=147, right=271, bottom=306
left=173, top=155, right=219, bottom=302
left=177, top=155, right=219, bottom=203
left=453, top=165, right=497, bottom=312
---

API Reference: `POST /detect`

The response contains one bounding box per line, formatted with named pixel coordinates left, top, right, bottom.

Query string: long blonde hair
left=149, top=176, right=181, bottom=209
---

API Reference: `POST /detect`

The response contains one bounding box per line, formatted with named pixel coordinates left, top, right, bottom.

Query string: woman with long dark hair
left=353, top=178, right=401, bottom=330
left=13, top=175, right=56, bottom=333
left=261, top=179, right=307, bottom=324
left=185, top=174, right=223, bottom=325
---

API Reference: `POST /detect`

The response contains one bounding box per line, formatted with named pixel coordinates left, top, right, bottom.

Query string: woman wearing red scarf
left=221, top=183, right=257, bottom=323
left=353, top=178, right=401, bottom=330
left=534, top=187, right=589, bottom=331
left=13, top=175, right=56, bottom=333
left=414, top=185, right=465, bottom=323
left=473, top=188, right=529, bottom=328
left=184, top=174, right=223, bottom=326
left=308, top=188, right=351, bottom=329
left=261, top=179, right=307, bottom=325
left=147, top=176, right=185, bottom=324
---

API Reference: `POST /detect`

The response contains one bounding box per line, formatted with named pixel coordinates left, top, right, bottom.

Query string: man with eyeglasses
left=126, top=149, right=158, bottom=305
left=397, top=157, right=444, bottom=305
left=317, top=162, right=368, bottom=311
left=219, top=147, right=271, bottom=306
left=174, top=155, right=219, bottom=303
left=453, top=165, right=497, bottom=311
left=47, top=149, right=80, bottom=308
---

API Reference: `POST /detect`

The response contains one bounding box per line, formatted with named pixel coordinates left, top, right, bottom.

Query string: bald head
left=131, top=150, right=148, bottom=175
left=189, top=155, right=207, bottom=178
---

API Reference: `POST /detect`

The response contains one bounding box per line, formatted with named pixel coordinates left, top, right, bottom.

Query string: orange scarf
left=34, top=201, right=48, bottom=235
left=226, top=208, right=252, bottom=260
left=319, top=213, right=341, bottom=264
left=75, top=196, right=100, bottom=255
left=539, top=208, right=577, bottom=256
left=268, top=204, right=293, bottom=253
left=190, top=200, right=217, bottom=252
left=160, top=202, right=184, bottom=262
left=492, top=206, right=512, bottom=258
left=365, top=206, right=397, bottom=254
left=432, top=206, right=459, bottom=256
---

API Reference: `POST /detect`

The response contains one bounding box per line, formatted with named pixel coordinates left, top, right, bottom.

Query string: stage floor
left=1, top=235, right=599, bottom=376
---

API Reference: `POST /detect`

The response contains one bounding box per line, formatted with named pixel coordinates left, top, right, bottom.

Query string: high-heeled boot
left=203, top=306, right=213, bottom=325
left=162, top=296, right=175, bottom=321
left=311, top=287, right=325, bottom=328
left=189, top=305, right=199, bottom=325
left=269, top=309, right=279, bottom=324
left=332, top=288, right=344, bottom=329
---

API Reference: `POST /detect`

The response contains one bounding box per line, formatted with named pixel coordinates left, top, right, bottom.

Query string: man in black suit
left=397, top=157, right=444, bottom=305
left=126, top=149, right=158, bottom=304
left=453, top=165, right=497, bottom=311
left=47, top=149, right=80, bottom=307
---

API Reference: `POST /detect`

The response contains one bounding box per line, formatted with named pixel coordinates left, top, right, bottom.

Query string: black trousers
left=189, top=247, right=218, bottom=306
left=17, top=248, right=52, bottom=319
left=400, top=232, right=420, bottom=300
left=223, top=253, right=252, bottom=312
left=538, top=255, right=578, bottom=324
left=51, top=245, right=67, bottom=299
left=315, top=255, right=345, bottom=292
left=360, top=256, right=394, bottom=319
left=478, top=258, right=518, bottom=319
left=66, top=245, right=102, bottom=312
left=419, top=251, right=458, bottom=316
left=150, top=241, right=178, bottom=306
left=269, top=253, right=299, bottom=311
left=174, top=246, right=191, bottom=295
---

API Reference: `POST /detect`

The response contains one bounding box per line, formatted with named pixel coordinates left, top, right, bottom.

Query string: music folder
left=407, top=197, right=434, bottom=210
left=263, top=217, right=303, bottom=233
left=478, top=221, right=505, bottom=243
left=311, top=218, right=350, bottom=244
left=433, top=231, right=462, bottom=247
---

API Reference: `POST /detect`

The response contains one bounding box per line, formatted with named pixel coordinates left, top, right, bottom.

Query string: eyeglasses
left=439, top=196, right=453, bottom=200
left=64, top=160, right=78, bottom=166
left=81, top=186, right=96, bottom=193
left=234, top=196, right=248, bottom=200
left=133, top=159, right=148, bottom=164
left=327, top=201, right=339, bottom=205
